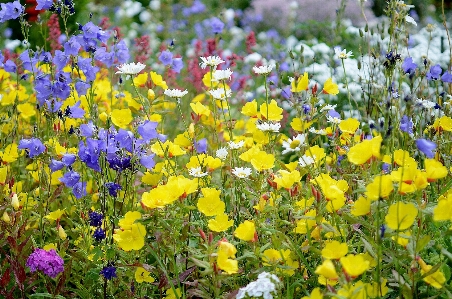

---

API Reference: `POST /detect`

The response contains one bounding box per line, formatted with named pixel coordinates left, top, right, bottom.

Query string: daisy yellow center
left=290, top=140, right=301, bottom=149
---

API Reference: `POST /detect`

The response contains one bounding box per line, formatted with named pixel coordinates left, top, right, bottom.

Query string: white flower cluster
left=115, top=62, right=146, bottom=75
left=236, top=272, right=281, bottom=299
left=199, top=55, right=225, bottom=69
left=256, top=121, right=281, bottom=132
left=164, top=88, right=188, bottom=98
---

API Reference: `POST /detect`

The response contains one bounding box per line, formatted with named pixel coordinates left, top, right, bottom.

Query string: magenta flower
left=26, top=249, right=64, bottom=278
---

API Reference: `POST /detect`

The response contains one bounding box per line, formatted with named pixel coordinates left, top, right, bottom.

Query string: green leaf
left=29, top=293, right=66, bottom=299
left=416, top=235, right=431, bottom=252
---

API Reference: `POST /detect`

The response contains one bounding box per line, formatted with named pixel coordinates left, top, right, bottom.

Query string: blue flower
left=93, top=227, right=106, bottom=242
left=107, top=155, right=131, bottom=172
left=18, top=138, right=46, bottom=158
left=115, top=129, right=134, bottom=152
left=62, top=154, right=76, bottom=166
left=66, top=101, right=85, bottom=119
left=88, top=211, right=103, bottom=227
left=4, top=60, right=16, bottom=73
left=400, top=115, right=413, bottom=134
left=171, top=57, right=184, bottom=73
left=209, top=17, right=224, bottom=34
left=114, top=40, right=130, bottom=64
left=59, top=170, right=81, bottom=188
left=0, top=1, right=24, bottom=23
left=100, top=265, right=116, bottom=280
left=94, top=47, right=114, bottom=67
left=63, top=36, right=81, bottom=56
left=195, top=138, right=207, bottom=153
left=72, top=181, right=87, bottom=199
left=36, top=0, right=54, bottom=10
left=80, top=121, right=96, bottom=138
left=75, top=81, right=90, bottom=96
left=140, top=154, right=156, bottom=170
left=49, top=160, right=64, bottom=172
left=53, top=50, right=70, bottom=70
left=442, top=71, right=452, bottom=83
left=426, top=64, right=442, bottom=81
left=159, top=50, right=173, bottom=66
left=402, top=57, right=417, bottom=75
left=416, top=138, right=436, bottom=158
left=105, top=182, right=122, bottom=197
left=82, top=22, right=100, bottom=39
left=137, top=121, right=158, bottom=142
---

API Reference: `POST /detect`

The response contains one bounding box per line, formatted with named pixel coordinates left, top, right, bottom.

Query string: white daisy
left=309, top=127, right=327, bottom=135
left=281, top=134, right=307, bottom=155
left=164, top=88, right=188, bottom=98
left=327, top=115, right=342, bottom=124
left=232, top=167, right=252, bottom=178
left=209, top=88, right=232, bottom=100
left=252, top=64, right=275, bottom=75
left=228, top=140, right=245, bottom=149
left=320, top=104, right=337, bottom=112
left=334, top=47, right=353, bottom=60
left=115, top=62, right=146, bottom=75
left=415, top=98, right=436, bottom=109
left=299, top=155, right=316, bottom=167
left=212, top=68, right=233, bottom=81
left=256, top=121, right=281, bottom=132
left=188, top=167, right=209, bottom=177
left=199, top=56, right=225, bottom=69
left=215, top=147, right=228, bottom=160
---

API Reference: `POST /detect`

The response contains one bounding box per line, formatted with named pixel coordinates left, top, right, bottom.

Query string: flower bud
left=58, top=226, right=67, bottom=240
left=2, top=211, right=11, bottom=223
left=11, top=193, right=20, bottom=210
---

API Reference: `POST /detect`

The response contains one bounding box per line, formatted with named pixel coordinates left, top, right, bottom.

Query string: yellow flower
left=393, top=149, right=416, bottom=166
left=241, top=100, right=258, bottom=117
left=11, top=193, right=20, bottom=210
left=430, top=115, right=452, bottom=132
left=2, top=211, right=11, bottom=223
left=141, top=184, right=179, bottom=209
left=45, top=209, right=65, bottom=222
left=43, top=243, right=57, bottom=251
left=385, top=202, right=418, bottom=230
left=262, top=249, right=299, bottom=276
left=133, top=73, right=148, bottom=87
left=259, top=99, right=283, bottom=121
left=365, top=175, right=394, bottom=200
left=418, top=258, right=446, bottom=289
left=351, top=196, right=371, bottom=216
left=190, top=102, right=210, bottom=117
left=135, top=267, right=155, bottom=283
left=165, top=287, right=181, bottom=299
left=290, top=118, right=314, bottom=132
left=208, top=214, right=234, bottom=232
left=239, top=145, right=261, bottom=162
left=340, top=254, right=370, bottom=277
left=250, top=151, right=275, bottom=172
left=197, top=188, right=224, bottom=216
left=118, top=211, right=142, bottom=230
left=305, top=145, right=326, bottom=167
left=0, top=166, right=7, bottom=184
left=217, top=241, right=238, bottom=274
left=301, top=288, right=323, bottom=299
left=321, top=240, right=348, bottom=260
left=141, top=171, right=163, bottom=186
left=273, top=170, right=301, bottom=189
left=392, top=231, right=411, bottom=247
left=347, top=136, right=382, bottom=165
left=150, top=71, right=168, bottom=89
left=151, top=140, right=186, bottom=157
left=111, top=108, right=133, bottom=128
left=322, top=78, right=339, bottom=95
left=424, top=159, right=448, bottom=182
left=366, top=278, right=389, bottom=297
left=291, top=72, right=309, bottom=92
left=17, top=103, right=36, bottom=119
left=294, top=209, right=317, bottom=234
left=433, top=193, right=452, bottom=221
left=113, top=222, right=146, bottom=251
left=0, top=143, right=19, bottom=163
left=338, top=118, right=360, bottom=134
left=315, top=259, right=338, bottom=280
left=234, top=220, right=256, bottom=241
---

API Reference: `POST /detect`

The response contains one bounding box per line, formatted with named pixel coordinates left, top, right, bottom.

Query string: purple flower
left=26, top=249, right=64, bottom=278
left=80, top=121, right=96, bottom=138
left=416, top=138, right=436, bottom=158
left=66, top=101, right=85, bottom=118
left=4, top=60, right=16, bottom=73
left=93, top=227, right=106, bottom=242
left=62, top=154, right=76, bottom=166
left=82, top=22, right=100, bottom=39
left=18, top=138, right=45, bottom=158
left=78, top=57, right=99, bottom=82
left=402, top=57, right=417, bottom=75
left=209, top=17, right=224, bottom=34
left=78, top=139, right=101, bottom=171
left=382, top=163, right=390, bottom=173
left=140, top=154, right=156, bottom=170
left=94, top=47, right=114, bottom=67
left=53, top=50, right=70, bottom=70
left=442, top=71, right=452, bottom=83
left=328, top=110, right=341, bottom=119
left=36, top=0, right=53, bottom=10
left=137, top=121, right=158, bottom=142
left=114, top=40, right=130, bottom=64
left=171, top=57, right=184, bottom=73
left=75, top=81, right=90, bottom=96
left=72, top=181, right=87, bottom=199
left=195, top=138, right=207, bottom=153
left=426, top=64, right=442, bottom=81
left=89, top=211, right=103, bottom=227
left=105, top=182, right=121, bottom=197
left=19, top=50, right=38, bottom=71
left=49, top=160, right=64, bottom=172
left=115, top=129, right=134, bottom=152
left=63, top=36, right=81, bottom=56
left=59, top=170, right=81, bottom=188
left=107, top=156, right=131, bottom=172
left=0, top=1, right=24, bottom=23
left=400, top=115, right=413, bottom=134
left=159, top=50, right=173, bottom=66
left=100, top=265, right=116, bottom=280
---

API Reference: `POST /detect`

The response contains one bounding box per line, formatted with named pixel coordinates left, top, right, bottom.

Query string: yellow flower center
left=290, top=140, right=301, bottom=149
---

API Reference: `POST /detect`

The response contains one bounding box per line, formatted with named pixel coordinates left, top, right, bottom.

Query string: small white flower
left=164, top=88, right=188, bottom=98
left=199, top=56, right=225, bottom=69
left=209, top=88, right=232, bottom=100
left=232, top=167, right=252, bottom=178
left=309, top=127, right=327, bottom=135
left=299, top=155, right=316, bottom=167
left=188, top=167, right=209, bottom=177
left=215, top=147, right=228, bottom=160
left=405, top=15, right=417, bottom=26
left=320, top=104, right=337, bottom=112
left=327, top=115, right=342, bottom=124
left=212, top=68, right=233, bottom=81
left=236, top=271, right=280, bottom=299
left=281, top=134, right=307, bottom=155
left=334, top=47, right=353, bottom=59
left=256, top=121, right=281, bottom=132
left=253, top=64, right=275, bottom=75
left=228, top=140, right=245, bottom=149
left=115, top=62, right=146, bottom=75
left=415, top=98, right=436, bottom=109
